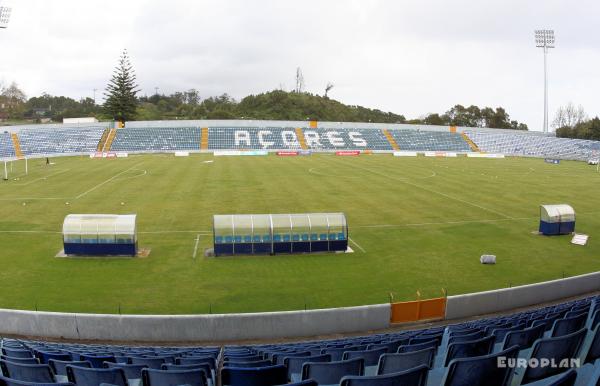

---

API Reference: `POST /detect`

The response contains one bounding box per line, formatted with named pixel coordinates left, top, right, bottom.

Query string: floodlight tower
left=535, top=29, right=555, bottom=133
left=0, top=0, right=12, bottom=29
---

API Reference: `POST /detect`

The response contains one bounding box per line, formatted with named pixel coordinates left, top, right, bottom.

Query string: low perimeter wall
left=0, top=272, right=599, bottom=342
left=0, top=304, right=390, bottom=343
left=445, top=271, right=600, bottom=320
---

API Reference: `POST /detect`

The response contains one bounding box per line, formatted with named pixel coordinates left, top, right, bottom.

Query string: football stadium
left=2, top=1, right=600, bottom=386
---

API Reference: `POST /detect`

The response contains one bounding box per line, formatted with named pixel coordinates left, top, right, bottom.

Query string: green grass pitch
left=1, top=153, right=599, bottom=315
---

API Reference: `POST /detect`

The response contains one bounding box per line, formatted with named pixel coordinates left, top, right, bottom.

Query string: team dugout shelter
left=62, top=214, right=138, bottom=256
left=539, top=204, right=575, bottom=235
left=213, top=213, right=348, bottom=256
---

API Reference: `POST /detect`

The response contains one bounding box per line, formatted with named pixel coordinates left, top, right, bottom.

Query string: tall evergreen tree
left=104, top=50, right=139, bottom=122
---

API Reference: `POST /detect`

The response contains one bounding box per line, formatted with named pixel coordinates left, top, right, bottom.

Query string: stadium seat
left=342, top=347, right=387, bottom=375
left=439, top=345, right=519, bottom=386
left=129, top=357, right=166, bottom=369
left=301, top=358, right=364, bottom=386
left=48, top=360, right=91, bottom=382
left=516, top=328, right=586, bottom=385
left=376, top=347, right=435, bottom=375
left=443, top=335, right=495, bottom=367
left=284, top=354, right=331, bottom=383
left=221, top=364, right=288, bottom=386
left=80, top=354, right=116, bottom=368
left=0, top=357, right=38, bottom=365
left=224, top=359, right=273, bottom=368
left=500, top=325, right=546, bottom=352
left=550, top=314, right=588, bottom=338
left=66, top=365, right=128, bottom=386
left=0, top=375, right=73, bottom=386
left=141, top=368, right=207, bottom=386
left=340, top=364, right=429, bottom=386
left=33, top=351, right=71, bottom=364
left=1, top=350, right=32, bottom=360
left=105, top=362, right=148, bottom=385
left=0, top=361, right=55, bottom=383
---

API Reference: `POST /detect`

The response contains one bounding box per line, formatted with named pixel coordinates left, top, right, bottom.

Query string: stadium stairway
left=461, top=132, right=480, bottom=152
left=96, top=128, right=109, bottom=151
left=382, top=129, right=400, bottom=150
left=102, top=128, right=117, bottom=152
left=295, top=128, right=308, bottom=150
left=10, top=133, right=23, bottom=159
left=201, top=127, right=209, bottom=150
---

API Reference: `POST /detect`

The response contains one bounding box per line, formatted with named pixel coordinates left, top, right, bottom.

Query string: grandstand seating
left=0, top=295, right=596, bottom=385
left=388, top=129, right=472, bottom=152
left=464, top=130, right=600, bottom=160
left=208, top=127, right=303, bottom=150
left=0, top=133, right=16, bottom=159
left=6, top=125, right=600, bottom=159
left=300, top=129, right=392, bottom=151
left=17, top=128, right=105, bottom=156
left=110, top=127, right=201, bottom=152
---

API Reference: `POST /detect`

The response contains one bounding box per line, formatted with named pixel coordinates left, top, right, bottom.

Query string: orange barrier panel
left=390, top=297, right=446, bottom=324
left=309, top=120, right=318, bottom=128
left=449, top=126, right=457, bottom=133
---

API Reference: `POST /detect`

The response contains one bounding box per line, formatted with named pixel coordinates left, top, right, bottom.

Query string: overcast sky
left=0, top=0, right=598, bottom=130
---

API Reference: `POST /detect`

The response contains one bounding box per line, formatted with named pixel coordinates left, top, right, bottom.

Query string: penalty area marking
left=349, top=237, right=366, bottom=253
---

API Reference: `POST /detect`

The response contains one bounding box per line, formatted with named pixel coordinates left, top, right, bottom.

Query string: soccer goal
left=2, top=157, right=28, bottom=181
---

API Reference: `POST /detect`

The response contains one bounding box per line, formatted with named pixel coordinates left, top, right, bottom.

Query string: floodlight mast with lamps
left=535, top=29, right=555, bottom=134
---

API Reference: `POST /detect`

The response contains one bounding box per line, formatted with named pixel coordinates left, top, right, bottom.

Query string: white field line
left=0, top=197, right=70, bottom=201
left=192, top=234, right=201, bottom=259
left=138, top=230, right=212, bottom=234
left=333, top=159, right=512, bottom=219
left=349, top=237, right=366, bottom=253
left=75, top=163, right=143, bottom=199
left=0, top=230, right=61, bottom=233
left=14, top=169, right=71, bottom=186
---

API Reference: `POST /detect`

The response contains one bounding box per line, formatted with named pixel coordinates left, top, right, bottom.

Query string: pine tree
left=104, top=49, right=139, bottom=122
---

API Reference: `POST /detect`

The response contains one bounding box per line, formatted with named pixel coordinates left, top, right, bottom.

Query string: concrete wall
left=0, top=304, right=390, bottom=343
left=446, top=271, right=600, bottom=320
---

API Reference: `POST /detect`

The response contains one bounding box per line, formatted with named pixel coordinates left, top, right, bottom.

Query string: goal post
left=3, top=157, right=28, bottom=181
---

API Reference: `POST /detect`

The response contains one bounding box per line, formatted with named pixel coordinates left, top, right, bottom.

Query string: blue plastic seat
left=301, top=358, right=364, bottom=386
left=215, top=236, right=223, bottom=243
left=581, top=325, right=600, bottom=364
left=79, top=354, right=115, bottom=368
left=66, top=365, right=127, bottom=386
left=130, top=357, right=166, bottom=369
left=33, top=351, right=71, bottom=364
left=397, top=340, right=439, bottom=354
left=0, top=361, right=55, bottom=383
left=224, top=359, right=273, bottom=368
left=105, top=362, right=148, bottom=381
left=376, top=347, right=435, bottom=375
left=292, top=235, right=300, bottom=242
left=253, top=235, right=261, bottom=242
left=444, top=336, right=494, bottom=367
left=49, top=360, right=91, bottom=382
left=0, top=375, right=73, bottom=386
left=141, top=368, right=207, bottom=386
left=221, top=364, right=287, bottom=386
left=243, top=236, right=252, bottom=243
left=284, top=354, right=331, bottom=383
left=234, top=236, right=242, bottom=243
left=448, top=331, right=486, bottom=345
left=177, top=356, right=216, bottom=369
left=340, top=364, right=428, bottom=386
left=342, top=348, right=387, bottom=375
left=0, top=357, right=38, bottom=365
left=550, top=314, right=587, bottom=338
left=2, top=349, right=32, bottom=359
left=301, top=234, right=309, bottom=241
left=501, top=324, right=545, bottom=351
left=440, top=345, right=519, bottom=386
left=518, top=328, right=586, bottom=385
left=272, top=351, right=310, bottom=365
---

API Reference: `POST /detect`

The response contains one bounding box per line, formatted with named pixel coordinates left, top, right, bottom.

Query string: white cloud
left=0, top=0, right=599, bottom=130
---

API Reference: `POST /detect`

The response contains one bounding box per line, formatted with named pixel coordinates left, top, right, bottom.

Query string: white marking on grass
left=192, top=234, right=200, bottom=259
left=15, top=169, right=70, bottom=186
left=337, top=160, right=512, bottom=219
left=138, top=230, right=212, bottom=234
left=0, top=197, right=69, bottom=201
left=75, top=163, right=143, bottom=199
left=0, top=230, right=61, bottom=233
left=349, top=237, right=366, bottom=253
left=357, top=216, right=536, bottom=229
